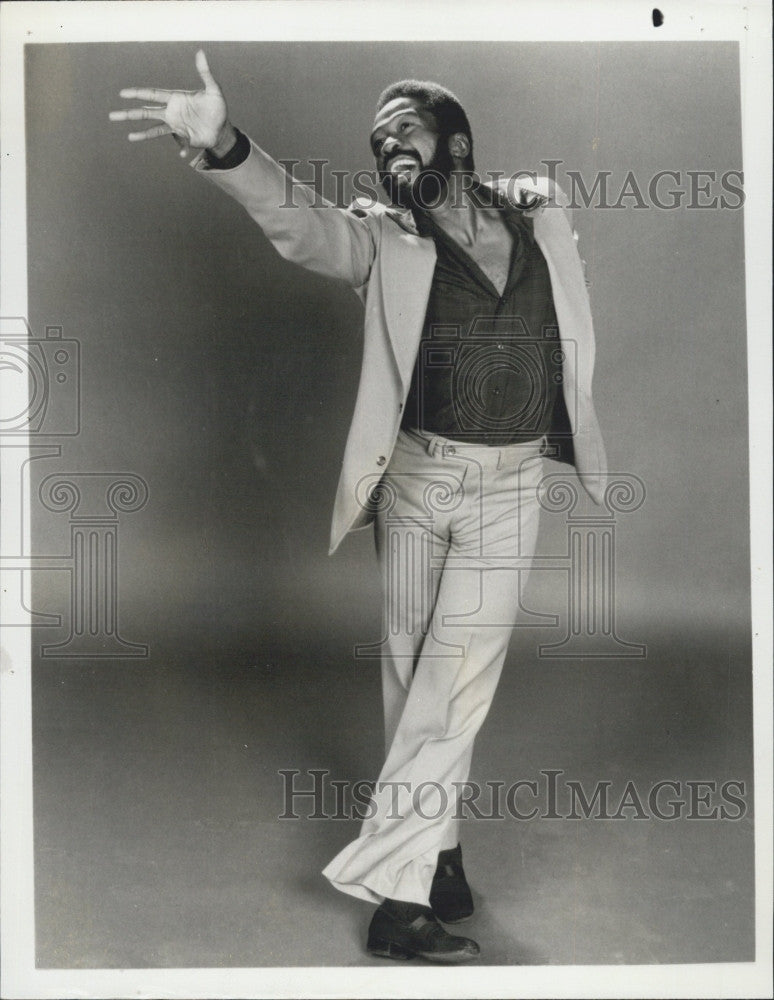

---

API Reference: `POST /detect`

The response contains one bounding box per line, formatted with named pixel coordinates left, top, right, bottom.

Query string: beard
left=379, top=139, right=456, bottom=211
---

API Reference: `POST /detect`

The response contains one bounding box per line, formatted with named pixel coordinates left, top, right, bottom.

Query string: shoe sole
left=367, top=937, right=479, bottom=964
left=367, top=939, right=414, bottom=960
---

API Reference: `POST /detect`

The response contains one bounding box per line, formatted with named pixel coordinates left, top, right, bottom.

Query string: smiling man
left=111, top=50, right=606, bottom=964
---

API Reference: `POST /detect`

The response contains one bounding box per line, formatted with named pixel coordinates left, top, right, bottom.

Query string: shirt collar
left=412, top=180, right=535, bottom=243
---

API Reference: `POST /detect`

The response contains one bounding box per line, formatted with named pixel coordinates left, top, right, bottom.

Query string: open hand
left=109, top=50, right=232, bottom=157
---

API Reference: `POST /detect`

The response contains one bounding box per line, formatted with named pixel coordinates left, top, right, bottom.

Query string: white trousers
left=322, top=428, right=545, bottom=905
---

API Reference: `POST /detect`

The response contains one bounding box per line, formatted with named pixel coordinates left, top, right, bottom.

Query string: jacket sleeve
left=190, top=137, right=378, bottom=288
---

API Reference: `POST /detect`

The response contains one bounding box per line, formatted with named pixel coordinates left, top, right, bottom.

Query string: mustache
left=384, top=150, right=421, bottom=171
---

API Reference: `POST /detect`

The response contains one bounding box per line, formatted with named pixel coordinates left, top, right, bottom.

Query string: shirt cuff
left=202, top=127, right=250, bottom=170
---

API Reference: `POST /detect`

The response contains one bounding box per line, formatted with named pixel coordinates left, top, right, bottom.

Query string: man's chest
left=460, top=222, right=514, bottom=297
left=428, top=210, right=518, bottom=299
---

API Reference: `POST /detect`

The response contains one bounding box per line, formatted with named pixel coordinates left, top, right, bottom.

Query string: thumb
left=195, top=49, right=220, bottom=93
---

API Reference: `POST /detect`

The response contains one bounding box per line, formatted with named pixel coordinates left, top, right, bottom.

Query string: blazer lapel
left=378, top=218, right=437, bottom=392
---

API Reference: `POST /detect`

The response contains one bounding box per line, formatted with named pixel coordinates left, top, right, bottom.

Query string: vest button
left=377, top=456, right=387, bottom=467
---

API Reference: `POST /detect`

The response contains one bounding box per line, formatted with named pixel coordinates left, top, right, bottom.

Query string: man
left=111, top=50, right=606, bottom=963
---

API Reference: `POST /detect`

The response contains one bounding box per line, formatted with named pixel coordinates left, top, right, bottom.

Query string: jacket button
left=377, top=456, right=387, bottom=466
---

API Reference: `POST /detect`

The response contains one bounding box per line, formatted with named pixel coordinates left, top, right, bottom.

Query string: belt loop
left=427, top=434, right=440, bottom=458
left=496, top=448, right=503, bottom=471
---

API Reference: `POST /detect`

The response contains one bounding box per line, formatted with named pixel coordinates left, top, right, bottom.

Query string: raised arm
left=109, top=51, right=377, bottom=288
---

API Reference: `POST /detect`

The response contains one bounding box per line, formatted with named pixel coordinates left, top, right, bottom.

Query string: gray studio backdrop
left=24, top=41, right=753, bottom=967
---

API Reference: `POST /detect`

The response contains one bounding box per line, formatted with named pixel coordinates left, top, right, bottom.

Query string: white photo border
left=1, top=2, right=771, bottom=998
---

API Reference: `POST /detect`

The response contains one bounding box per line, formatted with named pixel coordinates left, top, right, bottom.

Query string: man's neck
left=425, top=173, right=502, bottom=248
left=424, top=177, right=494, bottom=247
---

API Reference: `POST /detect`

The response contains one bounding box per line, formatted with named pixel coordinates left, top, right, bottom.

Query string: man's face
left=370, top=96, right=454, bottom=208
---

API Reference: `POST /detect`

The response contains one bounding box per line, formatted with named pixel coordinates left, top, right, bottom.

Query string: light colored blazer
left=193, top=139, right=607, bottom=553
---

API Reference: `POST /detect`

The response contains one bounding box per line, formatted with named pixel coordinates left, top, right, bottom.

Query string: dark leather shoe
left=429, top=843, right=475, bottom=924
left=367, top=900, right=480, bottom=963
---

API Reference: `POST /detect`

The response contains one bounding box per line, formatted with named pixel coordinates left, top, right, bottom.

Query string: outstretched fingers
left=109, top=106, right=168, bottom=123
left=127, top=123, right=175, bottom=142
left=111, top=53, right=222, bottom=147
left=118, top=87, right=181, bottom=103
